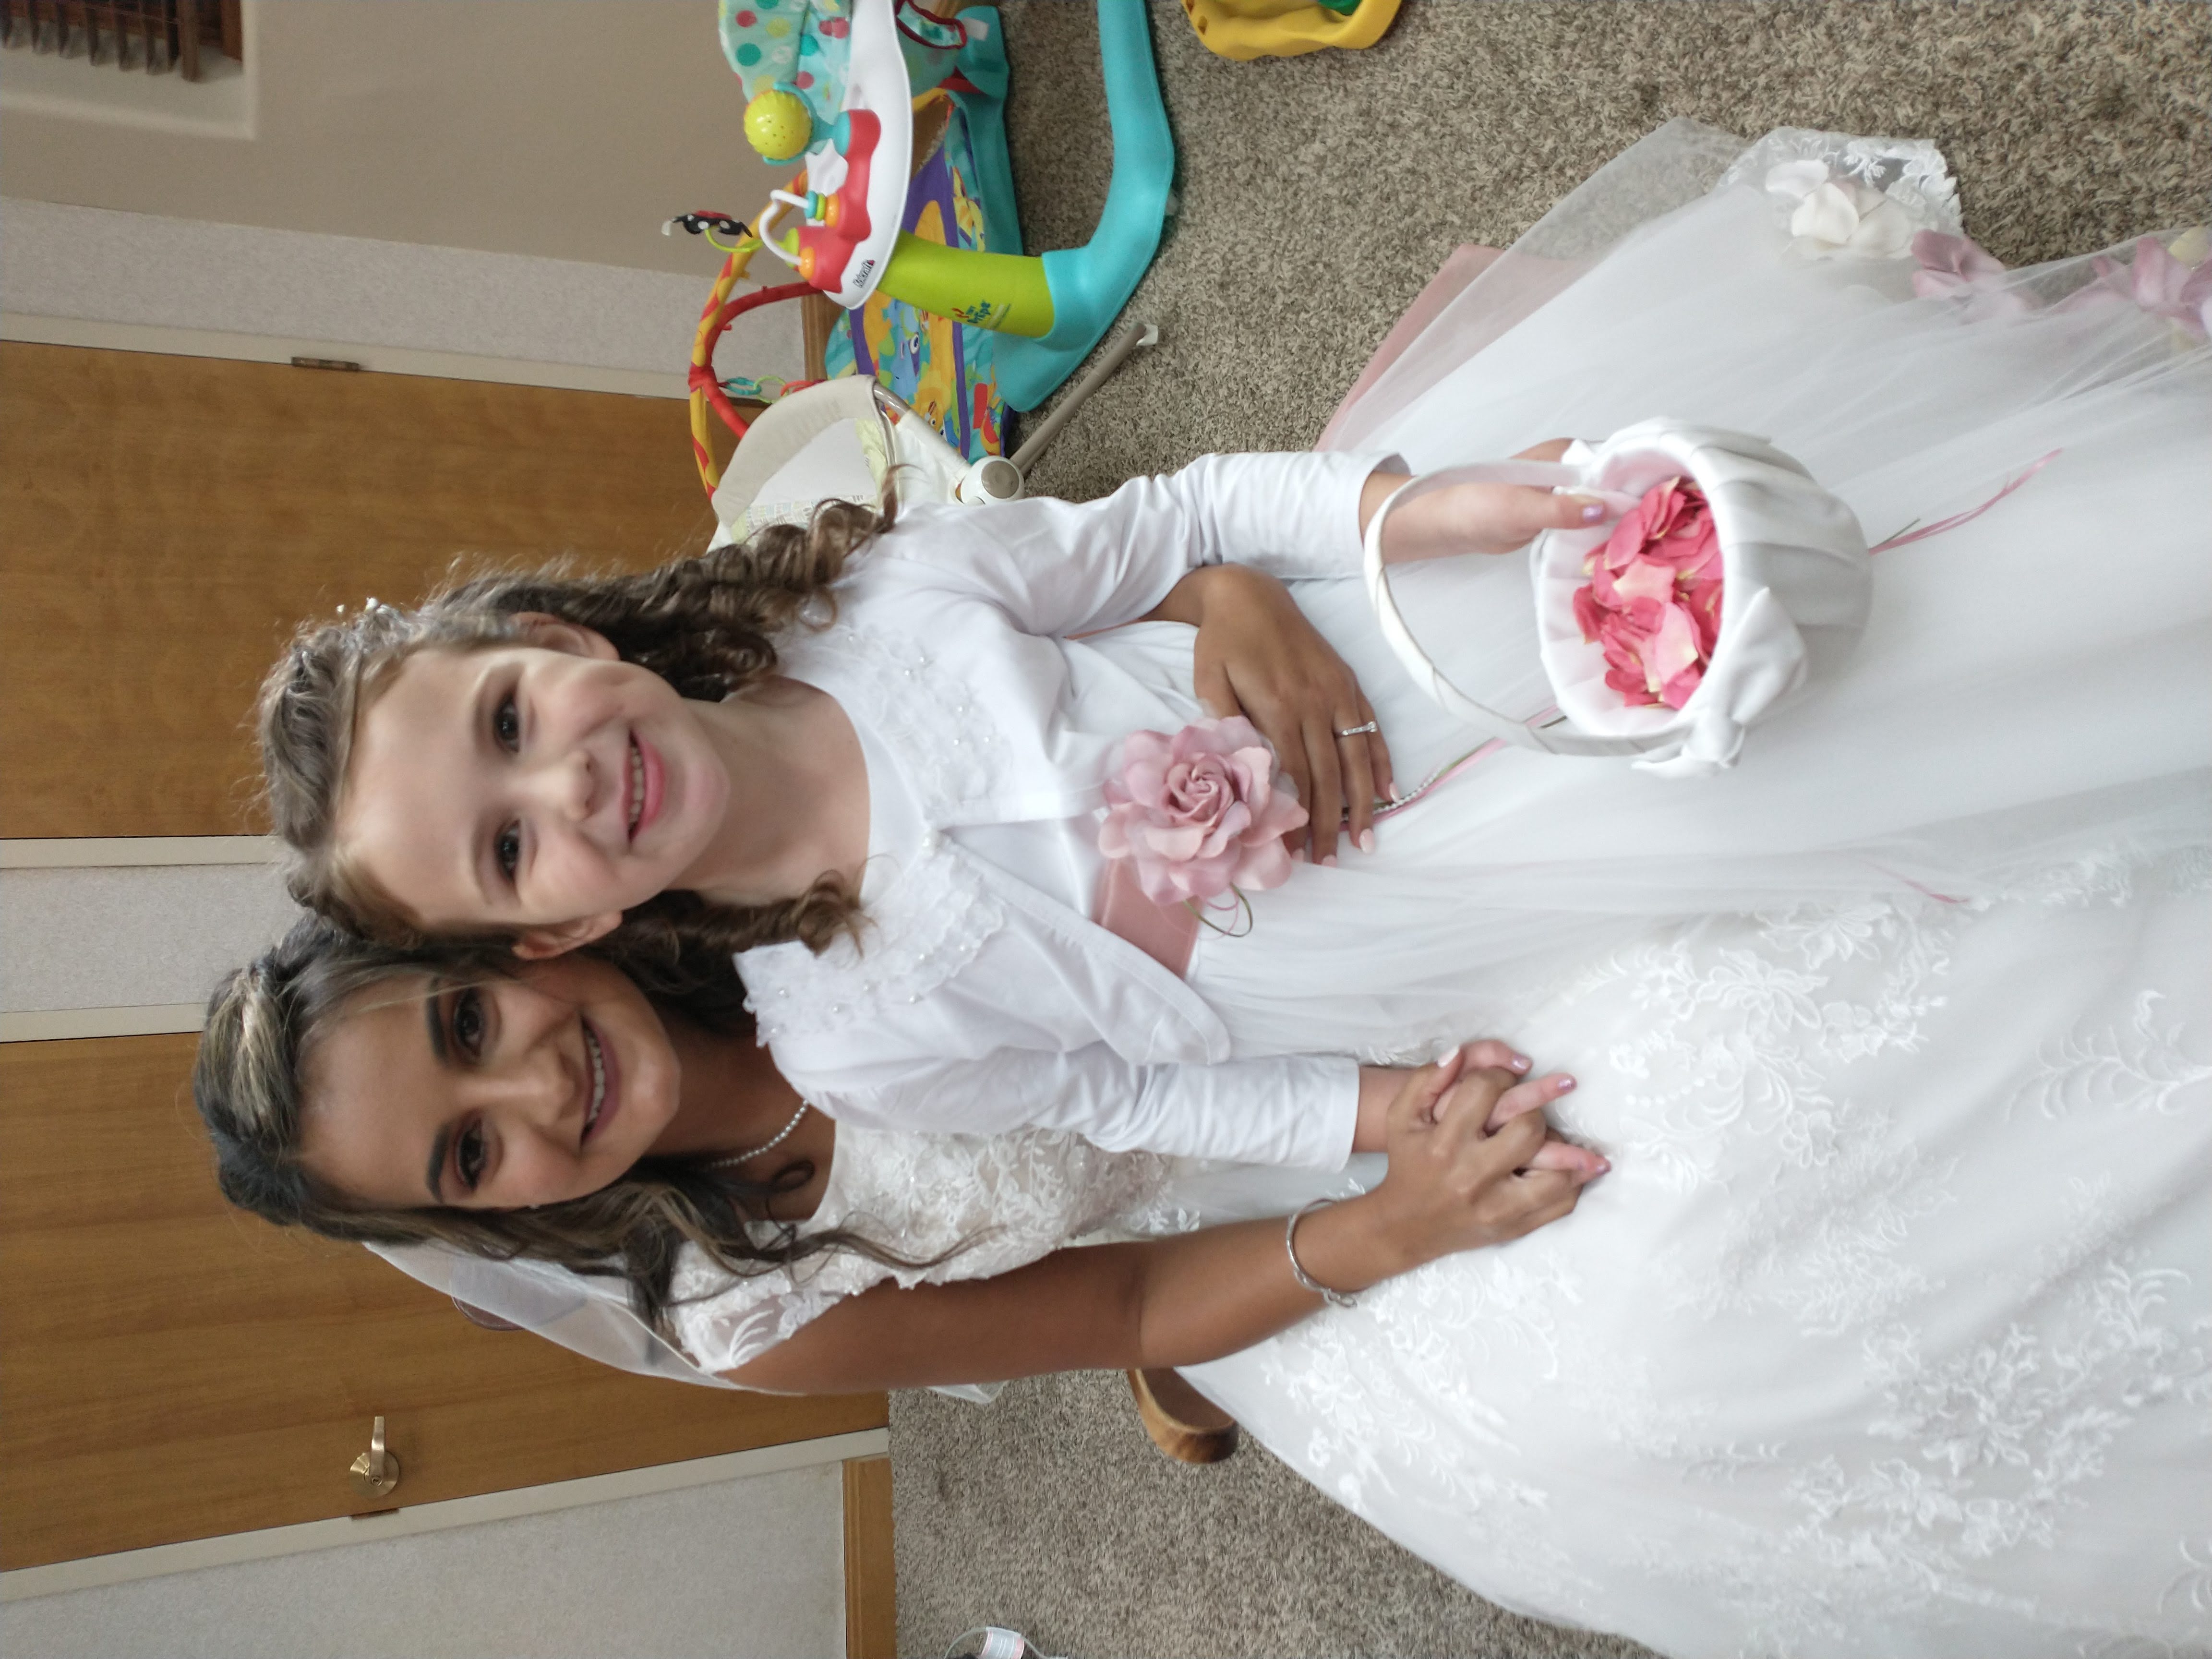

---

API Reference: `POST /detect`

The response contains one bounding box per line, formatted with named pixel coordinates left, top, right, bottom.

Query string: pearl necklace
left=702, top=1103, right=811, bottom=1171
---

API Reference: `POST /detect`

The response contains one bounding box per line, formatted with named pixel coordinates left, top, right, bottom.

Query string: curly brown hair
left=256, top=493, right=892, bottom=973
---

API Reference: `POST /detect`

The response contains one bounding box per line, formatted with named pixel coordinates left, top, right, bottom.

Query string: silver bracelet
left=1285, top=1199, right=1359, bottom=1310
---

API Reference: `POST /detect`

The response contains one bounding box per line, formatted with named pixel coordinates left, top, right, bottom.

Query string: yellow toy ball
left=744, top=87, right=814, bottom=164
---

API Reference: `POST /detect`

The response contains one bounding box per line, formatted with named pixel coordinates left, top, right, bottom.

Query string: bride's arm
left=1134, top=562, right=1394, bottom=864
left=724, top=1055, right=1596, bottom=1394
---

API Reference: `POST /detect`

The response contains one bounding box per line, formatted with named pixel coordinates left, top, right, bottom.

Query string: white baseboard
left=0, top=1005, right=207, bottom=1043
left=0, top=1428, right=891, bottom=1601
left=1, top=837, right=280, bottom=869
left=2, top=312, right=690, bottom=399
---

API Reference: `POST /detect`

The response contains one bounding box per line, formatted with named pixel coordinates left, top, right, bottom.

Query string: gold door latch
left=348, top=1416, right=401, bottom=1499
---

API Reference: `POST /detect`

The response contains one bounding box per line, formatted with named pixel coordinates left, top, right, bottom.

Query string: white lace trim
left=669, top=1125, right=1174, bottom=1374
left=1719, top=126, right=1963, bottom=240
left=738, top=835, right=1005, bottom=1043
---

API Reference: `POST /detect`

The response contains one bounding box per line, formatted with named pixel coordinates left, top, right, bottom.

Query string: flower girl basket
left=1362, top=419, right=1874, bottom=779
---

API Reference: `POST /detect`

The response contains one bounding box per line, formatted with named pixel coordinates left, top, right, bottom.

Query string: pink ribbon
left=1869, top=450, right=2063, bottom=553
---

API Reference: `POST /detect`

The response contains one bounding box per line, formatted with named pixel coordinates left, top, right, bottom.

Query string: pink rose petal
left=1571, top=475, right=1723, bottom=712
left=1611, top=555, right=1677, bottom=607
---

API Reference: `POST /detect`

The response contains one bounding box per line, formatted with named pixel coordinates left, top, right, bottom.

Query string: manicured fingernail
left=1322, top=853, right=1338, bottom=867
left=1357, top=829, right=1375, bottom=854
left=1509, top=1054, right=1531, bottom=1071
left=1556, top=1075, right=1576, bottom=1092
left=1579, top=501, right=1606, bottom=523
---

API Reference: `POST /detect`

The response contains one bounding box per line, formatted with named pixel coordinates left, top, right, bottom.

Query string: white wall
left=0, top=0, right=805, bottom=384
left=0, top=1463, right=845, bottom=1659
left=0, top=194, right=801, bottom=382
left=0, top=863, right=298, bottom=1014
left=0, top=0, right=790, bottom=278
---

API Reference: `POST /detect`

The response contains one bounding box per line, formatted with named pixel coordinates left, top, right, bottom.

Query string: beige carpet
left=892, top=5, right=2211, bottom=1657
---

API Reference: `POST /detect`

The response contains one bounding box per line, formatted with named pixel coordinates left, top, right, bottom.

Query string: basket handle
left=1361, top=463, right=1651, bottom=757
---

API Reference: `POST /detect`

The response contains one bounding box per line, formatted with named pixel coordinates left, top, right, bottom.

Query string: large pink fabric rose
left=1571, top=475, right=1723, bottom=710
left=1098, top=717, right=1309, bottom=906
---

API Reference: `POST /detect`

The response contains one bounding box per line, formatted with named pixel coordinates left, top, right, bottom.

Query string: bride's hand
left=1359, top=440, right=1620, bottom=565
left=1150, top=562, right=1396, bottom=864
left=1371, top=1047, right=1606, bottom=1263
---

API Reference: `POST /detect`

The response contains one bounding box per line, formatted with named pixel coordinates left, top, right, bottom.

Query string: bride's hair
left=194, top=914, right=933, bottom=1338
left=255, top=493, right=894, bottom=965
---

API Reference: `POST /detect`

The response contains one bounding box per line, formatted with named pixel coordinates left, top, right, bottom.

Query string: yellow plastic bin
left=1180, top=0, right=1399, bottom=62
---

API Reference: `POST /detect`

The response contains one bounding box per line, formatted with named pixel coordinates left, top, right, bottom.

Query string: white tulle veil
left=369, top=1239, right=743, bottom=1387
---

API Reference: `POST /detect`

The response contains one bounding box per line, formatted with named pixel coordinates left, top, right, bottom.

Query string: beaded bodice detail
left=740, top=621, right=1015, bottom=1045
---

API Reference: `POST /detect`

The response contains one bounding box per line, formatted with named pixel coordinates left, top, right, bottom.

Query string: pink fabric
left=1869, top=449, right=2064, bottom=553
left=1911, top=231, right=2036, bottom=321
left=1318, top=245, right=1501, bottom=449
left=1093, top=855, right=1199, bottom=977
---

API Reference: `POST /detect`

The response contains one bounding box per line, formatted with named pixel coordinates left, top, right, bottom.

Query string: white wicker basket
left=1363, top=420, right=1873, bottom=778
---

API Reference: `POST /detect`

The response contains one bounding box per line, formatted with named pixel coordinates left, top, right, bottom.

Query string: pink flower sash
left=1093, top=856, right=1201, bottom=977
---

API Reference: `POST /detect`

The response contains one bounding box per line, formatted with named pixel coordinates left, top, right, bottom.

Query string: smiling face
left=334, top=622, right=731, bottom=948
left=297, top=954, right=682, bottom=1211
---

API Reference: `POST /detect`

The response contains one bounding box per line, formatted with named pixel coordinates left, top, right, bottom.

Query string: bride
left=206, top=120, right=2206, bottom=1658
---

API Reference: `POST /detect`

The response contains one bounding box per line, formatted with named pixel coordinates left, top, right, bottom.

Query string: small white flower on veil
left=1765, top=160, right=1914, bottom=261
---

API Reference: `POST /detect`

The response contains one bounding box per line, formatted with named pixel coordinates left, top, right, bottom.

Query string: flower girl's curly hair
left=194, top=916, right=936, bottom=1337
left=256, top=493, right=891, bottom=974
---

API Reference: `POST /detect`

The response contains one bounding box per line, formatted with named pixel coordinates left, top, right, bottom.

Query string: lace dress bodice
left=669, top=1125, right=1180, bottom=1375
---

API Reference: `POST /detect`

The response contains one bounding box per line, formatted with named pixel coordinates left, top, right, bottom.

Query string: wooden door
left=0, top=341, right=726, bottom=837
left=0, top=346, right=883, bottom=1571
left=0, top=1034, right=884, bottom=1570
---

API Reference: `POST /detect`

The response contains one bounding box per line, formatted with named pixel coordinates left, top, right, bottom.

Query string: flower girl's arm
left=895, top=451, right=1388, bottom=637
left=821, top=1046, right=1367, bottom=1169
left=724, top=1054, right=1599, bottom=1395
left=1364, top=439, right=1620, bottom=564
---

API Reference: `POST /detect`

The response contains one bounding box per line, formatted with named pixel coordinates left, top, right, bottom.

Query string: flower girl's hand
left=1411, top=1039, right=1602, bottom=1178
left=1359, top=440, right=1621, bottom=564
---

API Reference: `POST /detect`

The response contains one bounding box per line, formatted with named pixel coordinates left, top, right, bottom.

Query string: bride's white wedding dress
left=385, top=124, right=2210, bottom=1657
